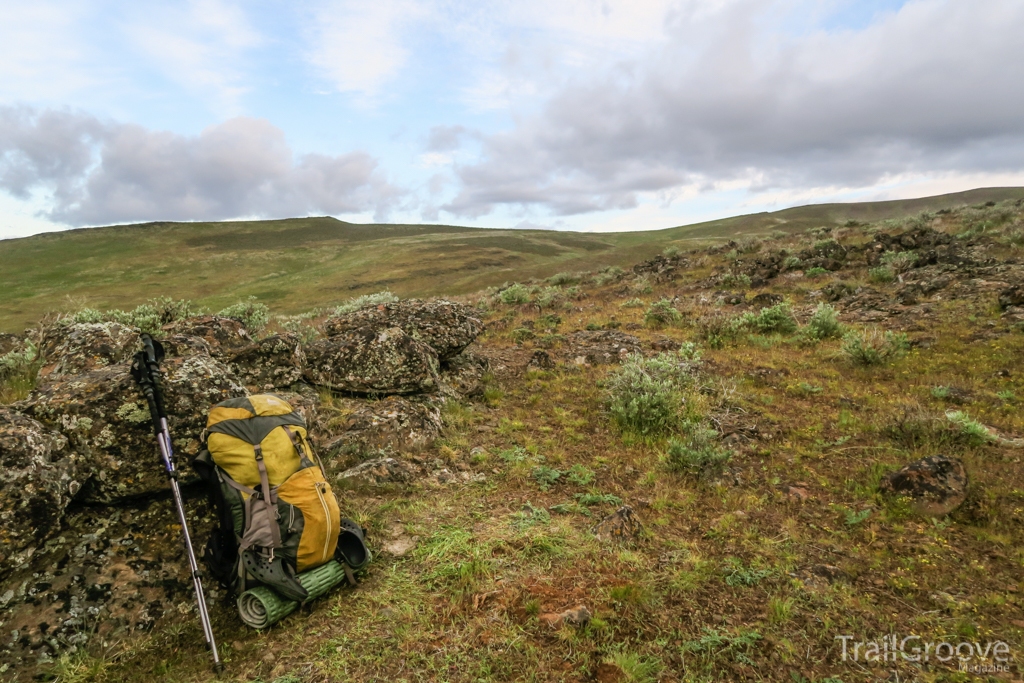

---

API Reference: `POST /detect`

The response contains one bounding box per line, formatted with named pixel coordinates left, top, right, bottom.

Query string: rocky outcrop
left=0, top=409, right=82, bottom=577
left=24, top=351, right=246, bottom=503
left=0, top=332, right=24, bottom=357
left=336, top=457, right=422, bottom=487
left=303, top=326, right=439, bottom=394
left=878, top=454, right=968, bottom=516
left=228, top=333, right=305, bottom=390
left=592, top=506, right=644, bottom=543
left=559, top=330, right=642, bottom=366
left=321, top=395, right=442, bottom=458
left=0, top=497, right=218, bottom=673
left=998, top=283, right=1024, bottom=309
left=161, top=315, right=252, bottom=357
left=322, top=300, right=483, bottom=360
left=439, top=352, right=487, bottom=397
left=38, top=322, right=139, bottom=379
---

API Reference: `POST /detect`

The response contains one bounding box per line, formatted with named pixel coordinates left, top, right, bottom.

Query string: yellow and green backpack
left=194, top=394, right=341, bottom=602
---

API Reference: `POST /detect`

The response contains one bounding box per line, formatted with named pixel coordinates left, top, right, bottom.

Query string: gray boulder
left=304, top=326, right=439, bottom=394
left=24, top=350, right=246, bottom=503
left=879, top=454, right=968, bottom=516
left=0, top=408, right=82, bottom=576
left=161, top=315, right=252, bottom=357
left=560, top=330, right=643, bottom=366
left=320, top=395, right=441, bottom=457
left=38, top=322, right=138, bottom=379
left=228, top=333, right=305, bottom=390
left=323, top=299, right=483, bottom=360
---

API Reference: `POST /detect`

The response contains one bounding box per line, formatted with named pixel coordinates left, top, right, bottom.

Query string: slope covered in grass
left=3, top=187, right=1022, bottom=333
left=21, top=197, right=1024, bottom=683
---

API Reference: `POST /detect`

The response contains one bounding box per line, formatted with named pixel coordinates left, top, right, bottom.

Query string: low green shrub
left=546, top=272, right=581, bottom=286
left=218, top=297, right=270, bottom=334
left=945, top=410, right=997, bottom=446
left=804, top=267, right=829, bottom=278
left=644, top=299, right=682, bottom=329
left=841, top=328, right=909, bottom=366
left=880, top=250, right=919, bottom=274
left=333, top=290, right=399, bottom=315
left=666, top=426, right=732, bottom=478
left=737, top=302, right=797, bottom=334
left=630, top=276, right=653, bottom=294
left=594, top=266, right=625, bottom=286
left=803, top=303, right=844, bottom=341
left=620, top=298, right=645, bottom=308
left=498, top=283, right=532, bottom=305
left=720, top=272, right=752, bottom=289
left=869, top=266, right=896, bottom=283
left=605, top=351, right=699, bottom=438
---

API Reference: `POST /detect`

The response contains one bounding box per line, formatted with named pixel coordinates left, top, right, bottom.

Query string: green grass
left=4, top=187, right=1023, bottom=332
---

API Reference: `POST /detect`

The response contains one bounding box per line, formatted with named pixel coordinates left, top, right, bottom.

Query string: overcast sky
left=2, top=0, right=1023, bottom=239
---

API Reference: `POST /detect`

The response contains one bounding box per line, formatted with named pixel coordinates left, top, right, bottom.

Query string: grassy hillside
left=2, top=187, right=1023, bottom=333
left=31, top=195, right=1024, bottom=683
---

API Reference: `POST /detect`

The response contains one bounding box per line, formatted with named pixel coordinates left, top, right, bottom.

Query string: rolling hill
left=2, top=186, right=1022, bottom=332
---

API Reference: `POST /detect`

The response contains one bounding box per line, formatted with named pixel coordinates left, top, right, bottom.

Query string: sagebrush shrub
left=334, top=290, right=399, bottom=315
left=869, top=266, right=896, bottom=283
left=945, top=410, right=997, bottom=446
left=880, top=250, right=919, bottom=274
left=534, top=286, right=564, bottom=309
left=546, top=272, right=580, bottom=286
left=804, top=303, right=844, bottom=341
left=219, top=297, right=270, bottom=333
left=498, top=283, right=532, bottom=305
left=605, top=351, right=698, bottom=438
left=594, top=266, right=625, bottom=286
left=620, top=298, right=645, bottom=308
left=64, top=297, right=204, bottom=335
left=841, top=328, right=909, bottom=366
left=630, top=276, right=653, bottom=294
left=804, top=267, right=829, bottom=278
left=737, top=302, right=797, bottom=334
left=666, top=426, right=732, bottom=477
left=644, top=299, right=682, bottom=329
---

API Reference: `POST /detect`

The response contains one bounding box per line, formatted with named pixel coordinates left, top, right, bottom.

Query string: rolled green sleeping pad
left=237, top=559, right=350, bottom=629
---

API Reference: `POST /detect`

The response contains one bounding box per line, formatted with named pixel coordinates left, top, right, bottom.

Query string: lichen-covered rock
left=592, top=505, right=645, bottom=543
left=998, top=283, right=1024, bottom=310
left=159, top=333, right=213, bottom=357
left=320, top=395, right=441, bottom=458
left=559, top=330, right=642, bottom=366
left=0, top=332, right=24, bottom=357
left=0, top=496, right=219, bottom=674
left=228, top=333, right=305, bottom=390
left=0, top=409, right=82, bottom=577
left=161, top=315, right=252, bottom=357
left=38, top=322, right=139, bottom=379
left=304, top=326, right=439, bottom=394
left=439, top=351, right=488, bottom=397
left=336, top=457, right=422, bottom=487
left=322, top=299, right=483, bottom=360
left=24, top=355, right=246, bottom=502
left=878, top=454, right=968, bottom=516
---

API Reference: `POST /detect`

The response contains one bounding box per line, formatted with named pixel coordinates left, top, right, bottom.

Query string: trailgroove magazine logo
left=835, top=635, right=1014, bottom=674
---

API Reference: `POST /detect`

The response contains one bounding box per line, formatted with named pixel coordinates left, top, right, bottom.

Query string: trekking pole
left=132, top=334, right=223, bottom=674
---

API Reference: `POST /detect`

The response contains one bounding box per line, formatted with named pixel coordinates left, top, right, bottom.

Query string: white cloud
left=306, top=0, right=428, bottom=99
left=0, top=2, right=98, bottom=103
left=0, top=107, right=406, bottom=226
left=441, top=0, right=1024, bottom=218
left=123, top=0, right=263, bottom=115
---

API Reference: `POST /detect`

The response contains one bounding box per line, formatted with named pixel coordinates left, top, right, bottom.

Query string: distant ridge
left=2, top=187, right=1022, bottom=332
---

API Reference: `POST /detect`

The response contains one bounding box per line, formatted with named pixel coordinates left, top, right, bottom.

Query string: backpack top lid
left=206, top=394, right=311, bottom=489
left=207, top=394, right=306, bottom=444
